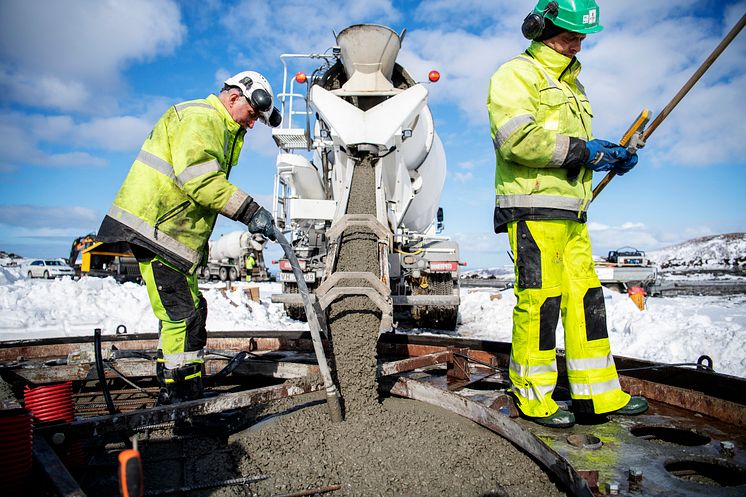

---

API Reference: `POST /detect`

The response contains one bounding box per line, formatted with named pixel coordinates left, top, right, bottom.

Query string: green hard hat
left=533, top=0, right=603, bottom=34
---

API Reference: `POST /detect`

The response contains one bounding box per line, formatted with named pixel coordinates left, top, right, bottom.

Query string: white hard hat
left=224, top=71, right=282, bottom=127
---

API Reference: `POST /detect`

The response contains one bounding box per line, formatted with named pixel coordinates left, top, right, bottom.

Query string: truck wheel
left=27, top=271, right=33, bottom=279
left=229, top=267, right=238, bottom=281
left=43, top=271, right=50, bottom=279
left=219, top=267, right=228, bottom=281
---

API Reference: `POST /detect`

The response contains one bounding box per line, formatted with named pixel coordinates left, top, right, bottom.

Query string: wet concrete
left=231, top=394, right=566, bottom=497
left=327, top=157, right=383, bottom=417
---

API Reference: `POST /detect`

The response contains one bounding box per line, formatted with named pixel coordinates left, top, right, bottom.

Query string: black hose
left=94, top=328, right=116, bottom=415
left=203, top=351, right=250, bottom=387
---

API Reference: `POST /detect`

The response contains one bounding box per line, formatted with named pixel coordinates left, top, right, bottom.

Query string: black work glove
left=246, top=207, right=276, bottom=241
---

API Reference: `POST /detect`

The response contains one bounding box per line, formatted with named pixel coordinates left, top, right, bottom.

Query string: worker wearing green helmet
left=487, top=0, right=646, bottom=428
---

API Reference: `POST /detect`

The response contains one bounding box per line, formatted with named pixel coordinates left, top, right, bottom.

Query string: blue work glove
left=612, top=152, right=638, bottom=176
left=247, top=208, right=276, bottom=241
left=584, top=139, right=630, bottom=172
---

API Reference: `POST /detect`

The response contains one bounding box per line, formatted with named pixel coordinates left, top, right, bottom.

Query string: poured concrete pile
left=231, top=395, right=565, bottom=497
left=228, top=159, right=567, bottom=496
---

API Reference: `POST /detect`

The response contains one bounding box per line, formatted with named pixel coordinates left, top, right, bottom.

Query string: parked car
left=27, top=259, right=75, bottom=279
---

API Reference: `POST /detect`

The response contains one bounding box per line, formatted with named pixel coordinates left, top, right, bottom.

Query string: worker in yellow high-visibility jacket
left=487, top=0, right=648, bottom=428
left=245, top=253, right=256, bottom=282
left=98, top=72, right=281, bottom=404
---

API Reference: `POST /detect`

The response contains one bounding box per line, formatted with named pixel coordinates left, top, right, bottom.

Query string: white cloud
left=458, top=161, right=475, bottom=170
left=222, top=0, right=401, bottom=60
left=0, top=0, right=185, bottom=112
left=0, top=205, right=99, bottom=230
left=0, top=111, right=152, bottom=171
left=452, top=171, right=474, bottom=183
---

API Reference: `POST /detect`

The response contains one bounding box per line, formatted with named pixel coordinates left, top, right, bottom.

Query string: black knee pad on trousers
left=516, top=221, right=542, bottom=288
left=584, top=287, right=608, bottom=341
left=186, top=296, right=208, bottom=351
left=151, top=260, right=196, bottom=321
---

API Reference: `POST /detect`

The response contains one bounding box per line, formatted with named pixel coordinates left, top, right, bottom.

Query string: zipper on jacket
left=225, top=128, right=246, bottom=179
left=153, top=201, right=190, bottom=239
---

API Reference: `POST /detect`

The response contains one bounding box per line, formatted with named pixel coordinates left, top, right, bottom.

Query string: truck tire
left=219, top=267, right=228, bottom=281
left=43, top=270, right=50, bottom=279
left=27, top=271, right=33, bottom=279
left=229, top=267, right=238, bottom=281
left=411, top=273, right=459, bottom=330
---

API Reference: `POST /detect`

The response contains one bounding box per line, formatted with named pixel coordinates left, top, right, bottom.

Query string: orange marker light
left=295, top=72, right=307, bottom=84
left=428, top=70, right=440, bottom=82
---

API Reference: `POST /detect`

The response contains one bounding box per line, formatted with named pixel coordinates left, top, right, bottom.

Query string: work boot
left=527, top=409, right=576, bottom=428
left=613, top=396, right=649, bottom=415
left=156, top=363, right=204, bottom=405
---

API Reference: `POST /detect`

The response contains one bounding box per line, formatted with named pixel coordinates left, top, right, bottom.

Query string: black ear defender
left=522, top=1, right=559, bottom=40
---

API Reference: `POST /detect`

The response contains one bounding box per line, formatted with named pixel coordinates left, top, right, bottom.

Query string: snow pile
left=461, top=265, right=514, bottom=280
left=0, top=277, right=305, bottom=341
left=0, top=252, right=744, bottom=379
left=0, top=256, right=24, bottom=285
left=455, top=287, right=746, bottom=378
left=648, top=232, right=746, bottom=270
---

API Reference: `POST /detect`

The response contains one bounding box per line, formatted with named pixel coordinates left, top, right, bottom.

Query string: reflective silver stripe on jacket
left=550, top=134, right=570, bottom=166
left=108, top=205, right=201, bottom=265
left=569, top=376, right=622, bottom=397
left=136, top=150, right=177, bottom=182
left=493, top=114, right=535, bottom=149
left=160, top=350, right=205, bottom=370
left=511, top=382, right=555, bottom=402
left=513, top=55, right=558, bottom=88
left=174, top=102, right=213, bottom=112
left=566, top=354, right=615, bottom=372
left=221, top=190, right=249, bottom=219
left=177, top=159, right=221, bottom=184
left=496, top=193, right=586, bottom=212
left=138, top=150, right=223, bottom=187
left=509, top=356, right=557, bottom=377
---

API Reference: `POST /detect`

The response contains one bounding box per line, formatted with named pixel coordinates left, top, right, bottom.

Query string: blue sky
left=1, top=0, right=745, bottom=269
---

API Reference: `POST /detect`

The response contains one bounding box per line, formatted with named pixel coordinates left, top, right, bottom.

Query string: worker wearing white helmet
left=97, top=70, right=281, bottom=404
left=487, top=0, right=646, bottom=428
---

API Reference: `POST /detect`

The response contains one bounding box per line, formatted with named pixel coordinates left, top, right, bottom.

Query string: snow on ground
left=456, top=286, right=746, bottom=378
left=1, top=262, right=744, bottom=378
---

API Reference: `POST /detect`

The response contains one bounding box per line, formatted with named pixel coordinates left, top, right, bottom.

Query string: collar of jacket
left=206, top=93, right=243, bottom=134
left=526, top=40, right=581, bottom=83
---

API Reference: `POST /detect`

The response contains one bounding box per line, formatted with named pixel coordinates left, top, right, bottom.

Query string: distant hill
left=647, top=233, right=746, bottom=270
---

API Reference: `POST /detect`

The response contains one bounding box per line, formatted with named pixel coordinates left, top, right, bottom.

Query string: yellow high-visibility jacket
left=98, top=94, right=257, bottom=273
left=488, top=41, right=595, bottom=232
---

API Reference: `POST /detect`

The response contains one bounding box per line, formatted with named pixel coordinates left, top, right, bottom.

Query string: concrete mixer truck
left=197, top=231, right=270, bottom=282
left=270, top=24, right=460, bottom=329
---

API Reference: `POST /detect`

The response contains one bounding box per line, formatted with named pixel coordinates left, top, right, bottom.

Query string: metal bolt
left=720, top=440, right=736, bottom=457
left=51, top=432, right=66, bottom=445
left=608, top=481, right=619, bottom=495
left=628, top=467, right=643, bottom=491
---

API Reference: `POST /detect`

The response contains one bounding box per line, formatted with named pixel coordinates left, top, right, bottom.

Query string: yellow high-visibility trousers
left=507, top=219, right=630, bottom=417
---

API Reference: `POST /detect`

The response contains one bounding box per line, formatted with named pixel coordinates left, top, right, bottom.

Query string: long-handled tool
left=118, top=436, right=143, bottom=497
left=592, top=11, right=746, bottom=201
left=274, top=227, right=344, bottom=422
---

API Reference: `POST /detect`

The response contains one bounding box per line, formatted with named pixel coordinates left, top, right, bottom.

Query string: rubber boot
left=614, top=395, right=648, bottom=415
left=528, top=409, right=576, bottom=428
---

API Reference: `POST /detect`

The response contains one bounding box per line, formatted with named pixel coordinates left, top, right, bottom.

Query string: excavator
left=68, top=234, right=140, bottom=282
